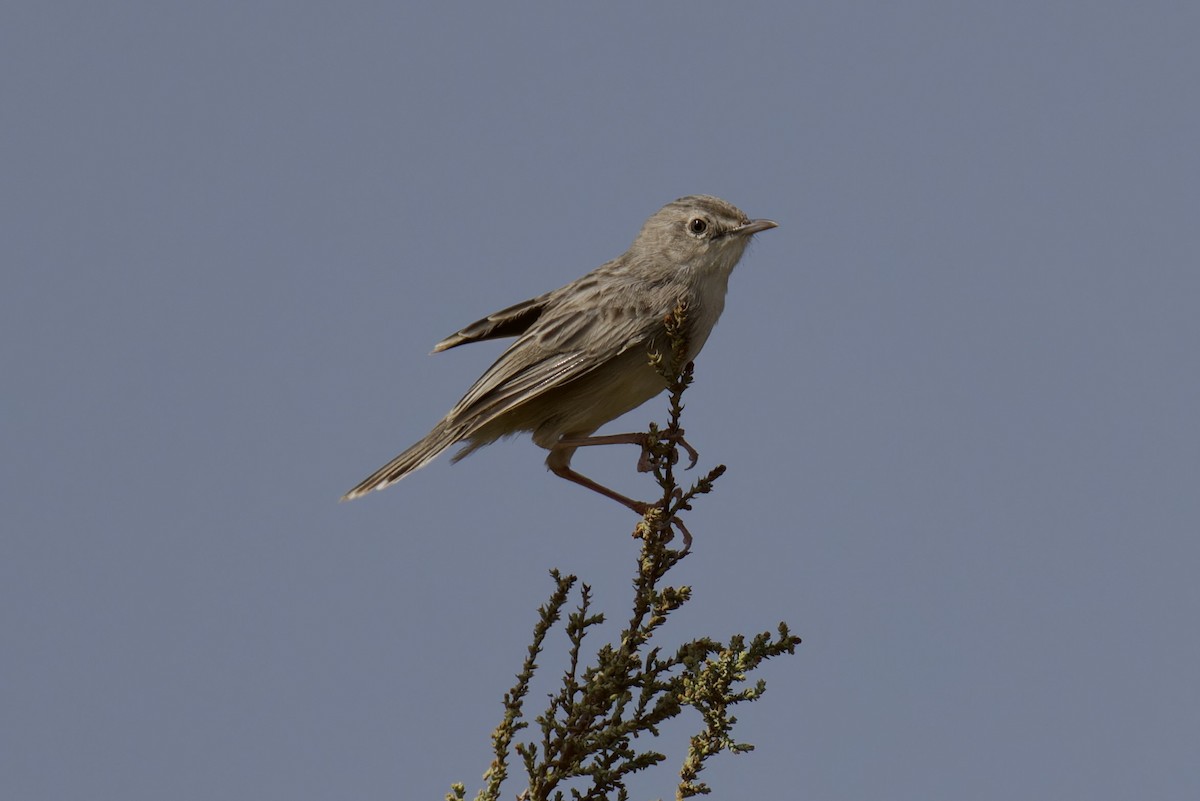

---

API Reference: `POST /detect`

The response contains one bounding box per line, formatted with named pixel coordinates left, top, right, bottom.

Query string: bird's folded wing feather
left=443, top=292, right=668, bottom=428
left=431, top=292, right=553, bottom=353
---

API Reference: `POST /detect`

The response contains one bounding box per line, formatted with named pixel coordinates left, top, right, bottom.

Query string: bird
left=342, top=194, right=776, bottom=512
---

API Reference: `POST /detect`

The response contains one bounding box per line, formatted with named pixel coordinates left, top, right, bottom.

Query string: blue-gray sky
left=4, top=3, right=1198, bottom=799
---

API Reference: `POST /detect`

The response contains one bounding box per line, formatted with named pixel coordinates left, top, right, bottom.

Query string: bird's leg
left=547, top=442, right=695, bottom=553
left=546, top=444, right=651, bottom=513
left=557, top=432, right=655, bottom=471
left=555, top=430, right=699, bottom=473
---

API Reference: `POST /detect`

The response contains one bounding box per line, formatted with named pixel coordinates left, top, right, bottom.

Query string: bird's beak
left=734, top=218, right=779, bottom=236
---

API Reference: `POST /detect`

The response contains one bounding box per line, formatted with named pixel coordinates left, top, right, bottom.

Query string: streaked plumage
left=342, top=195, right=776, bottom=505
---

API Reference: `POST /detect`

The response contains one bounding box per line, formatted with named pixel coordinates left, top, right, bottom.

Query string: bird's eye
left=688, top=218, right=709, bottom=235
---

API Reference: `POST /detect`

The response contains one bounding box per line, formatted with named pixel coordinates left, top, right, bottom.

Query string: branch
left=447, top=300, right=801, bottom=801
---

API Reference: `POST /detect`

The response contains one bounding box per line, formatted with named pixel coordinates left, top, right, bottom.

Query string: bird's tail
left=340, top=423, right=464, bottom=501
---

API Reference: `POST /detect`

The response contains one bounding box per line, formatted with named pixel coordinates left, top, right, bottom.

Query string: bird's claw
left=676, top=432, right=700, bottom=470
left=632, top=499, right=694, bottom=554
left=636, top=429, right=700, bottom=472
left=672, top=517, right=693, bottom=553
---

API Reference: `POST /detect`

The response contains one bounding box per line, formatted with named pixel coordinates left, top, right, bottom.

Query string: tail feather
left=340, top=423, right=463, bottom=501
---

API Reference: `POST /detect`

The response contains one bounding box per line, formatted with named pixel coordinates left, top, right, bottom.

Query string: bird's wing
left=431, top=292, right=554, bottom=353
left=443, top=283, right=672, bottom=429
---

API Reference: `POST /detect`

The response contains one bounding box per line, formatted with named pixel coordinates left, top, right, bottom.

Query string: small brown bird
left=342, top=195, right=776, bottom=511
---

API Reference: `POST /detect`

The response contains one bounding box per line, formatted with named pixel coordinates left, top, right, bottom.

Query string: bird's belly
left=484, top=350, right=670, bottom=450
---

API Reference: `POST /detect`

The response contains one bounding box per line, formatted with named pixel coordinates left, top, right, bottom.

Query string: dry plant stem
left=452, top=507, right=800, bottom=799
